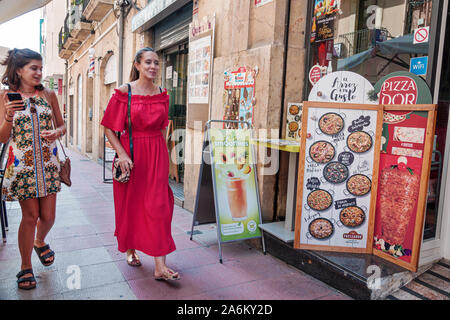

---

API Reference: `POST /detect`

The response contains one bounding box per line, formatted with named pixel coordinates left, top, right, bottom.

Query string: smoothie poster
left=210, top=129, right=262, bottom=242
left=373, top=108, right=435, bottom=271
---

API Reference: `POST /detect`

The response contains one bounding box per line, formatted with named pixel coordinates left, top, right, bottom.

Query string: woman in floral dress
left=0, top=49, right=66, bottom=290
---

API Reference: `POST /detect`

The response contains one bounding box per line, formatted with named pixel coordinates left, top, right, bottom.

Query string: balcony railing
left=69, top=2, right=92, bottom=40
left=58, top=14, right=70, bottom=52
left=335, top=27, right=391, bottom=58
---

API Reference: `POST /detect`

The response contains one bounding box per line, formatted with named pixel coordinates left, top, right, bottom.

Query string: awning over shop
left=131, top=0, right=191, bottom=32
left=337, top=33, right=429, bottom=71
left=0, top=0, right=51, bottom=25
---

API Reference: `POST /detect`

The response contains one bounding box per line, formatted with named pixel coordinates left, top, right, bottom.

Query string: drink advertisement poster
left=294, top=102, right=383, bottom=253
left=373, top=106, right=436, bottom=272
left=210, top=129, right=262, bottom=242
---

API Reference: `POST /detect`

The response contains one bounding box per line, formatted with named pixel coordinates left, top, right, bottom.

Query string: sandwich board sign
left=191, top=120, right=265, bottom=263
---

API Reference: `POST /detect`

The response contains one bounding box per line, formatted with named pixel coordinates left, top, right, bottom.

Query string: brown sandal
left=126, top=251, right=142, bottom=267
left=154, top=268, right=180, bottom=281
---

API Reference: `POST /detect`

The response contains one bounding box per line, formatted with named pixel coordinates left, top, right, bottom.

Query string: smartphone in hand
left=6, top=93, right=26, bottom=111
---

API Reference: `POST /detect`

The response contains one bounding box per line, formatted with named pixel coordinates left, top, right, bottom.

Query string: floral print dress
left=2, top=95, right=61, bottom=201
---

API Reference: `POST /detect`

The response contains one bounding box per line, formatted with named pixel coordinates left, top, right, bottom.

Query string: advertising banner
left=223, top=67, right=258, bottom=129
left=210, top=128, right=262, bottom=242
left=188, top=35, right=212, bottom=104
left=308, top=71, right=377, bottom=104
left=294, top=102, right=383, bottom=253
left=374, top=106, right=437, bottom=272
left=373, top=71, right=432, bottom=105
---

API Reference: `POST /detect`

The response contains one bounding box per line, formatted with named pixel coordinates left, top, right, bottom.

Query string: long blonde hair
left=129, top=47, right=155, bottom=81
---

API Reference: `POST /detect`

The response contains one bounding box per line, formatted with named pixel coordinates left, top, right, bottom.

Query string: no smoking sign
left=414, top=26, right=429, bottom=44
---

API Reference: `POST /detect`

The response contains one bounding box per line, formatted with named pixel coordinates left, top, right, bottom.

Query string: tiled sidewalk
left=0, top=149, right=350, bottom=300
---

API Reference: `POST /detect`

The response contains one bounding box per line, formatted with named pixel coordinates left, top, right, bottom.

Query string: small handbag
left=112, top=83, right=134, bottom=183
left=47, top=96, right=72, bottom=187
left=57, top=140, right=72, bottom=187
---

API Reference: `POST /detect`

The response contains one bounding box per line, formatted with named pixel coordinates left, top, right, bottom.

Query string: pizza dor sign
left=379, top=76, right=418, bottom=105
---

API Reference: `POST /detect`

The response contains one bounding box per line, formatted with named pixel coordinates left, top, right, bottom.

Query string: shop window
left=307, top=0, right=446, bottom=241
left=308, top=0, right=432, bottom=86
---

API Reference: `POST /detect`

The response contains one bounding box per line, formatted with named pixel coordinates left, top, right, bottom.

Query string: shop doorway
left=77, top=75, right=82, bottom=150
left=85, top=74, right=94, bottom=154
left=69, top=95, right=74, bottom=145
left=163, top=42, right=188, bottom=184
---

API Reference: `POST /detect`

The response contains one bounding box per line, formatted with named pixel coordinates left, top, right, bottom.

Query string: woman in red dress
left=101, top=47, right=179, bottom=280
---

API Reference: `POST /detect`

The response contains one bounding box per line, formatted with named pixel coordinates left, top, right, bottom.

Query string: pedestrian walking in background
left=101, top=47, right=179, bottom=281
left=0, top=48, right=66, bottom=290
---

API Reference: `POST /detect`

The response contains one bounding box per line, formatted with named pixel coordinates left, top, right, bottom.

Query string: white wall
left=41, top=0, right=67, bottom=78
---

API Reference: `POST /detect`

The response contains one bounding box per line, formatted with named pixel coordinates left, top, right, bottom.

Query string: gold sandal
left=154, top=268, right=180, bottom=281
left=126, top=251, right=142, bottom=267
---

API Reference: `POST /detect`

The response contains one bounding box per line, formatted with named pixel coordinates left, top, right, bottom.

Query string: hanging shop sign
left=308, top=71, right=377, bottom=104
left=58, top=79, right=63, bottom=96
left=88, top=48, right=95, bottom=78
left=286, top=103, right=303, bottom=141
left=191, top=121, right=264, bottom=262
left=223, top=66, right=258, bottom=129
left=373, top=71, right=433, bottom=105
left=294, top=101, right=383, bottom=253
left=374, top=105, right=436, bottom=272
left=409, top=56, right=428, bottom=76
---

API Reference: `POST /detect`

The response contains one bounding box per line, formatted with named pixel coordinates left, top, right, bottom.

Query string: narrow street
left=0, top=149, right=350, bottom=300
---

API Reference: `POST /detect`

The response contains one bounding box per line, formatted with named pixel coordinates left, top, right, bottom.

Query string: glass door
left=163, top=42, right=188, bottom=182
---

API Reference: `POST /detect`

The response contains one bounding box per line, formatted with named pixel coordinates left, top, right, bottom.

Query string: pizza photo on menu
left=308, top=218, right=334, bottom=240
left=339, top=206, right=366, bottom=228
left=346, top=174, right=371, bottom=196
left=307, top=189, right=333, bottom=211
left=323, top=161, right=349, bottom=184
left=319, top=112, right=344, bottom=135
left=393, top=127, right=425, bottom=144
left=309, top=141, right=335, bottom=164
left=347, top=131, right=373, bottom=153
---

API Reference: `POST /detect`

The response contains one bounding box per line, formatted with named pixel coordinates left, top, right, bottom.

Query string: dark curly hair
left=1, top=48, right=44, bottom=91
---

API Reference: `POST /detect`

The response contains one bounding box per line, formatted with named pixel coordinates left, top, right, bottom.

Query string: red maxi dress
left=101, top=88, right=176, bottom=257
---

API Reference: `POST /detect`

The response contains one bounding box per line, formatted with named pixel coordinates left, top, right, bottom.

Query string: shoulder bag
left=112, top=83, right=134, bottom=183
left=45, top=93, right=72, bottom=187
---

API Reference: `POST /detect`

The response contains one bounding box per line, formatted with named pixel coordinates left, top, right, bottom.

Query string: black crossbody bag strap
left=127, top=83, right=134, bottom=162
left=115, top=83, right=133, bottom=162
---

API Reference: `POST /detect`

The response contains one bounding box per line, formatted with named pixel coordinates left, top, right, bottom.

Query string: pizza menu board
left=294, top=102, right=383, bottom=253
left=373, top=106, right=436, bottom=272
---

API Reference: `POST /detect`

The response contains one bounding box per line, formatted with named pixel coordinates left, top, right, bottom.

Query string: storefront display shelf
left=259, top=221, right=295, bottom=243
left=252, top=139, right=299, bottom=241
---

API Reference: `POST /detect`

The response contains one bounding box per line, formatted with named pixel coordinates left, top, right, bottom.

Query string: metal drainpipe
left=272, top=0, right=291, bottom=222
